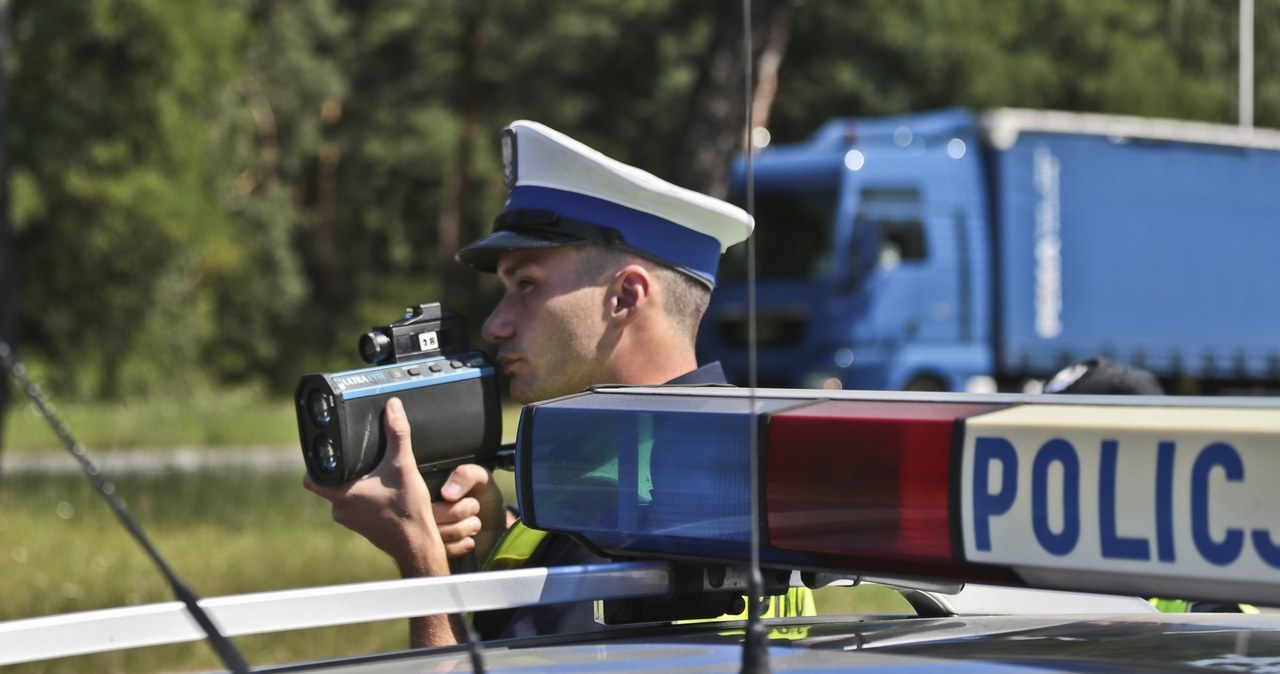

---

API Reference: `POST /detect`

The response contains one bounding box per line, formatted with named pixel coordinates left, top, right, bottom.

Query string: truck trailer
left=697, top=108, right=1280, bottom=393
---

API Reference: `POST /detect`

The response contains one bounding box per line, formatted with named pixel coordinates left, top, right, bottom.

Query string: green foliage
left=8, top=0, right=1279, bottom=402
left=10, top=0, right=247, bottom=398
left=768, top=0, right=1277, bottom=142
left=201, top=1, right=346, bottom=385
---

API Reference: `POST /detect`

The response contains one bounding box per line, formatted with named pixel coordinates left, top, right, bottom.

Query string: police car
left=3, top=385, right=1278, bottom=672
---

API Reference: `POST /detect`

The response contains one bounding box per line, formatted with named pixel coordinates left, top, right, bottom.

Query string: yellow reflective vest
left=1149, top=597, right=1259, bottom=614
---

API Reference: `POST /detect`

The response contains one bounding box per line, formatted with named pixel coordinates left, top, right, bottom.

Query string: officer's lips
left=496, top=354, right=521, bottom=375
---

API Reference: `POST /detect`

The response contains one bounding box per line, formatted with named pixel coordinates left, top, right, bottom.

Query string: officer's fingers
left=437, top=515, right=482, bottom=547
left=302, top=472, right=345, bottom=502
left=443, top=535, right=476, bottom=559
left=439, top=463, right=492, bottom=503
left=436, top=506, right=482, bottom=559
left=442, top=467, right=504, bottom=530
left=432, top=497, right=481, bottom=526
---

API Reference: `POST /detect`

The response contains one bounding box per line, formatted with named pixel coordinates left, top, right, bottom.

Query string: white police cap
left=456, top=120, right=754, bottom=288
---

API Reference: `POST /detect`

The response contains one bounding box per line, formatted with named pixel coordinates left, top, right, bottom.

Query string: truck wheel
left=904, top=375, right=947, bottom=392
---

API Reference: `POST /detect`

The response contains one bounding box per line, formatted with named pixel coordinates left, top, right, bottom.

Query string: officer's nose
left=482, top=299, right=513, bottom=344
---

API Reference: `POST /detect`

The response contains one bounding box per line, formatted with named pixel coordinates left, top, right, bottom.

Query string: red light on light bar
left=766, top=400, right=1016, bottom=581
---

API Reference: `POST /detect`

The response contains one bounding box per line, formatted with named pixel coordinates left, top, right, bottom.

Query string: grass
left=0, top=470, right=407, bottom=673
left=2, top=388, right=300, bottom=452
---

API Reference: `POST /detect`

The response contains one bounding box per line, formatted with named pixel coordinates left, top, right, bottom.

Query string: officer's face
left=483, top=247, right=614, bottom=404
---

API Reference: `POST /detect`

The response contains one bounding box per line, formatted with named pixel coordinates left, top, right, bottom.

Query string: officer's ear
left=609, top=263, right=652, bottom=321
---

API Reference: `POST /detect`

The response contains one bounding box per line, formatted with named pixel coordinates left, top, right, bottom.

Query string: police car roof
left=235, top=610, right=1280, bottom=673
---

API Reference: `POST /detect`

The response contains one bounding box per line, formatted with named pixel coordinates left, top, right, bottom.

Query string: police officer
left=1042, top=356, right=1165, bottom=396
left=305, top=121, right=814, bottom=647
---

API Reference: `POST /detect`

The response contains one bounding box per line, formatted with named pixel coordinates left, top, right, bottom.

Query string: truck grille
left=717, top=310, right=808, bottom=347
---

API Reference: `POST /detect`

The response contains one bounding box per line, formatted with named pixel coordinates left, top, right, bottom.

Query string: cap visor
left=456, top=229, right=587, bottom=273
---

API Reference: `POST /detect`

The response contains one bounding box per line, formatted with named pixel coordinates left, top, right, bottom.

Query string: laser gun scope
left=295, top=303, right=501, bottom=487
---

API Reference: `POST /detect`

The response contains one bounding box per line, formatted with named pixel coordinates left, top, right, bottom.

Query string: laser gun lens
left=312, top=435, right=338, bottom=474
left=308, top=389, right=333, bottom=427
left=359, top=331, right=393, bottom=364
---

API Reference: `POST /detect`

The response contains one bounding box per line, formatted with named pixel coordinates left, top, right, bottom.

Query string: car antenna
left=739, top=1, right=770, bottom=672
left=0, top=341, right=251, bottom=674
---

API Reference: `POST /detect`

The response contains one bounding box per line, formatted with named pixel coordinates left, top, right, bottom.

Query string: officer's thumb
left=382, top=397, right=415, bottom=468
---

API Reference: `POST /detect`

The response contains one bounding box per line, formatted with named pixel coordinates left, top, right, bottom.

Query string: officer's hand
left=303, top=397, right=449, bottom=578
left=435, top=464, right=507, bottom=563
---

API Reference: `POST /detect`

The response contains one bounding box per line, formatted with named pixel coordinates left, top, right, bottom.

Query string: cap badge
left=501, top=129, right=518, bottom=189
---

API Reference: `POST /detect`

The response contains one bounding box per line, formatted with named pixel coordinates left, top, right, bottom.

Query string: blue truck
left=697, top=108, right=1280, bottom=393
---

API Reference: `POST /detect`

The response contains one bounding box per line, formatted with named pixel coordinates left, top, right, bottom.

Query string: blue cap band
left=507, top=186, right=723, bottom=287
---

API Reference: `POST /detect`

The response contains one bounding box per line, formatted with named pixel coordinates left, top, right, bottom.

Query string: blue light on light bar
left=516, top=390, right=808, bottom=564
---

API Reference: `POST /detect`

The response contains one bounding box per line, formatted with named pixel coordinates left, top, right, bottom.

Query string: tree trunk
left=0, top=0, right=14, bottom=481
left=669, top=0, right=795, bottom=199
left=440, top=4, right=484, bottom=321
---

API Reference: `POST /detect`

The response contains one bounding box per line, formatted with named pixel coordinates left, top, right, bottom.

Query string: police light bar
left=516, top=387, right=1280, bottom=606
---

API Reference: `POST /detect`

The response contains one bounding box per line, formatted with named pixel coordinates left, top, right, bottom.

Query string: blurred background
left=0, top=1, right=1277, bottom=671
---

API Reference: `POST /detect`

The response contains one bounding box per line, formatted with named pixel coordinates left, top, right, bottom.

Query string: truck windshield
left=721, top=185, right=839, bottom=281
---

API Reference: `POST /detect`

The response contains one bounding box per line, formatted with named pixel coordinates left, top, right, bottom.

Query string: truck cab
left=700, top=108, right=993, bottom=391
